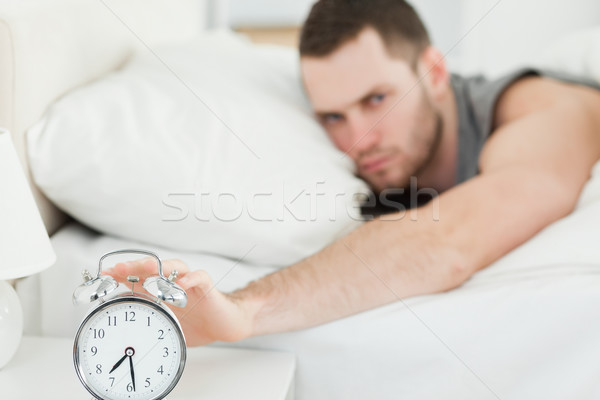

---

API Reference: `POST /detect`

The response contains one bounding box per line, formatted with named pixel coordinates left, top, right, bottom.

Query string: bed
left=4, top=1, right=600, bottom=399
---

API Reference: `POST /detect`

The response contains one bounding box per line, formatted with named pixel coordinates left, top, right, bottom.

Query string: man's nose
left=346, top=112, right=380, bottom=157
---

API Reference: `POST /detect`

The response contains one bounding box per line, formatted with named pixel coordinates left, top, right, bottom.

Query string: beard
left=358, top=104, right=443, bottom=194
left=405, top=112, right=443, bottom=181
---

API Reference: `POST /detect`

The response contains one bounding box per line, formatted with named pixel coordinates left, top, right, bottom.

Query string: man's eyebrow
left=314, top=84, right=393, bottom=116
left=315, top=110, right=343, bottom=118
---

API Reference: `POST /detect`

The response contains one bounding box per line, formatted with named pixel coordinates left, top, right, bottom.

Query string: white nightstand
left=0, top=336, right=295, bottom=400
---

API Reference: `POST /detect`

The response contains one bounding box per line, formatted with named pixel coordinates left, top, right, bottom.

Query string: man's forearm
left=233, top=210, right=468, bottom=337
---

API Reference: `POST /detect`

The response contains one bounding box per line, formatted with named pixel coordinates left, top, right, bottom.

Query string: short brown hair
left=299, top=0, right=430, bottom=67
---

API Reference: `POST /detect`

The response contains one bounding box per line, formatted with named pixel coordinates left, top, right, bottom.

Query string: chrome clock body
left=73, top=250, right=188, bottom=400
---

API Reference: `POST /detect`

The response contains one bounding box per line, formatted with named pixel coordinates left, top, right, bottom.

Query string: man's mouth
left=360, top=155, right=391, bottom=173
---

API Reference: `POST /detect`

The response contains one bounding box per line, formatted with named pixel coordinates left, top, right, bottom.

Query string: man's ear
left=416, top=46, right=449, bottom=101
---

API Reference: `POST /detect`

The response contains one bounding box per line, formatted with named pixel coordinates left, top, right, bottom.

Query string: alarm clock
left=72, top=250, right=188, bottom=400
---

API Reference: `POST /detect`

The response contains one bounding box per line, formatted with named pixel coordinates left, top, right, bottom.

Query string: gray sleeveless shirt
left=451, top=68, right=600, bottom=184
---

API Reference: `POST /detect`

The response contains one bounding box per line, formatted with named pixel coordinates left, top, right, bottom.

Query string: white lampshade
left=0, top=128, right=56, bottom=279
left=0, top=127, right=56, bottom=369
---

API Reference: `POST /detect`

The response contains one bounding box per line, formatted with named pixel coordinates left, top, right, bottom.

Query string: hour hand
left=109, top=354, right=127, bottom=374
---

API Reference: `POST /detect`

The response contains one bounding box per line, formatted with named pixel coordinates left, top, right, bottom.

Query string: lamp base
left=0, top=280, right=23, bottom=369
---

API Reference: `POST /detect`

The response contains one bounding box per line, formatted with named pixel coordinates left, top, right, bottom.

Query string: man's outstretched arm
left=107, top=79, right=600, bottom=346
left=238, top=79, right=600, bottom=339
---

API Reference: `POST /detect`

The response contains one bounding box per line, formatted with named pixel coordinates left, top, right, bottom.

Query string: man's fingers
left=106, top=257, right=155, bottom=280
left=105, top=257, right=191, bottom=281
left=161, top=259, right=191, bottom=276
left=176, top=270, right=213, bottom=292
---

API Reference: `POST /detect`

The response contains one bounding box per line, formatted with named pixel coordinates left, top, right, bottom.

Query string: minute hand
left=129, top=355, right=136, bottom=391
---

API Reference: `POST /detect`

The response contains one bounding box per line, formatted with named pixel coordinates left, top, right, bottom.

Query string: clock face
left=74, top=296, right=186, bottom=400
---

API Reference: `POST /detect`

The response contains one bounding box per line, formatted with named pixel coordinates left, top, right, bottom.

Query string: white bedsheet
left=20, top=180, right=600, bottom=400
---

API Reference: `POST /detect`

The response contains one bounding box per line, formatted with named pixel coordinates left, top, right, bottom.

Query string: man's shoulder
left=452, top=67, right=600, bottom=132
left=494, top=71, right=600, bottom=128
left=493, top=75, right=559, bottom=127
left=478, top=71, right=600, bottom=176
left=451, top=67, right=600, bottom=184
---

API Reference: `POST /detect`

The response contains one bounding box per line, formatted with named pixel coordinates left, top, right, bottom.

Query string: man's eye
left=321, top=113, right=344, bottom=125
left=367, top=94, right=386, bottom=106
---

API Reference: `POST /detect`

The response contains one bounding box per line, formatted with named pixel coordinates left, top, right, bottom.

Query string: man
left=107, top=0, right=600, bottom=346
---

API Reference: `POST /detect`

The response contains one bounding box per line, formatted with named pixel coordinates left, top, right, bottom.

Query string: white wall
left=411, top=1, right=464, bottom=73
left=227, top=0, right=316, bottom=27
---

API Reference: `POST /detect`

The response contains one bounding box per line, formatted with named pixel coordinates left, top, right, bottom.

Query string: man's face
left=301, top=28, right=442, bottom=193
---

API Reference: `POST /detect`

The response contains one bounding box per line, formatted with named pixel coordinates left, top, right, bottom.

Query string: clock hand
left=109, top=354, right=127, bottom=374
left=129, top=354, right=136, bottom=392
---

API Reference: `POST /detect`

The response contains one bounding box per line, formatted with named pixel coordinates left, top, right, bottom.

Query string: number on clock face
left=74, top=297, right=185, bottom=400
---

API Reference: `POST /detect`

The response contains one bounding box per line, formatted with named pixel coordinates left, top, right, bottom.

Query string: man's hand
left=105, top=258, right=255, bottom=346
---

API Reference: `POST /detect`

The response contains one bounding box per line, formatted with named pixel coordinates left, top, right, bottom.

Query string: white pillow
left=28, top=31, right=369, bottom=266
